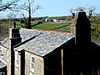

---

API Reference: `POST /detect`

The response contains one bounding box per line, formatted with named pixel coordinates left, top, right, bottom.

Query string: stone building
left=14, top=29, right=73, bottom=75
left=0, top=11, right=100, bottom=75
left=0, top=27, right=73, bottom=75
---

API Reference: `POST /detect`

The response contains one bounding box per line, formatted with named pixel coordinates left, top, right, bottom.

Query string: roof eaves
left=24, top=49, right=43, bottom=58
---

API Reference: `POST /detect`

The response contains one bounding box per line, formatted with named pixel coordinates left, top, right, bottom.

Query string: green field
left=0, top=16, right=100, bottom=40
left=32, top=22, right=70, bottom=32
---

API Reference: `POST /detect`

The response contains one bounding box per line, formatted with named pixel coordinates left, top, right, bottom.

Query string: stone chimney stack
left=9, top=28, right=22, bottom=46
left=9, top=22, right=22, bottom=46
left=9, top=22, right=22, bottom=75
left=75, top=11, right=91, bottom=48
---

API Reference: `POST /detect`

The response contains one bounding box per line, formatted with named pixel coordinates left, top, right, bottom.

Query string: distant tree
left=76, top=7, right=86, bottom=11
left=16, top=0, right=41, bottom=29
left=70, top=9, right=75, bottom=18
left=70, top=6, right=95, bottom=19
left=88, top=6, right=95, bottom=19
left=0, top=0, right=19, bottom=37
left=70, top=6, right=100, bottom=40
left=70, top=7, right=86, bottom=19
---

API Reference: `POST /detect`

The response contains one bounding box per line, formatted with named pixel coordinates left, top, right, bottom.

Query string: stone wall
left=0, top=45, right=11, bottom=75
left=15, top=50, right=20, bottom=75
left=25, top=51, right=44, bottom=75
left=7, top=48, right=11, bottom=75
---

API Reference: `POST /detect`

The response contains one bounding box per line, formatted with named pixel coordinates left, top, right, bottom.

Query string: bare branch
left=32, top=5, right=41, bottom=14
left=13, top=0, right=41, bottom=28
left=21, top=13, right=28, bottom=23
left=88, top=6, right=95, bottom=19
left=70, top=9, right=75, bottom=18
left=0, top=1, right=18, bottom=11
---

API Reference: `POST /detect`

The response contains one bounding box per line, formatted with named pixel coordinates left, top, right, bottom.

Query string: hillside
left=0, top=16, right=100, bottom=40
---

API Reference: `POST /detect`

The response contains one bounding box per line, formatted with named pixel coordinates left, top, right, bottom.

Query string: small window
left=0, top=50, right=3, bottom=54
left=15, top=51, right=19, bottom=68
left=30, top=56, right=35, bottom=74
left=31, top=57, right=34, bottom=68
left=0, top=47, right=3, bottom=58
left=17, top=54, right=19, bottom=64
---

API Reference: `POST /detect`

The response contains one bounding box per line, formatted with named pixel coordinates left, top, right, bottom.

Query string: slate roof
left=0, top=35, right=8, bottom=42
left=14, top=29, right=74, bottom=56
left=1, top=28, right=100, bottom=57
left=1, top=29, right=74, bottom=56
left=0, top=58, right=7, bottom=69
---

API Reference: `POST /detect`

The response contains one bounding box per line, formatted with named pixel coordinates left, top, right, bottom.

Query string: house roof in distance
left=14, top=29, right=74, bottom=56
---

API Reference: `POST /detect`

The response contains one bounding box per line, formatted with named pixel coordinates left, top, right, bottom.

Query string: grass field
left=32, top=22, right=70, bottom=32
left=0, top=20, right=70, bottom=38
left=0, top=17, right=100, bottom=40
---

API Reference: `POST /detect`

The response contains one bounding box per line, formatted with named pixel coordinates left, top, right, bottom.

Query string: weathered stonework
left=0, top=22, right=73, bottom=75
left=25, top=51, right=44, bottom=75
left=15, top=51, right=20, bottom=75
left=0, top=45, right=11, bottom=75
left=7, top=48, right=11, bottom=75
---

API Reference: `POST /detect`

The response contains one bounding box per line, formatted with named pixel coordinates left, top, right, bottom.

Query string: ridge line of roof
left=14, top=33, right=42, bottom=48
left=20, top=28, right=72, bottom=35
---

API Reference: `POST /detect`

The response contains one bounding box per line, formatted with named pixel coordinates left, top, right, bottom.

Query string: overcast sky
left=0, top=0, right=100, bottom=18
